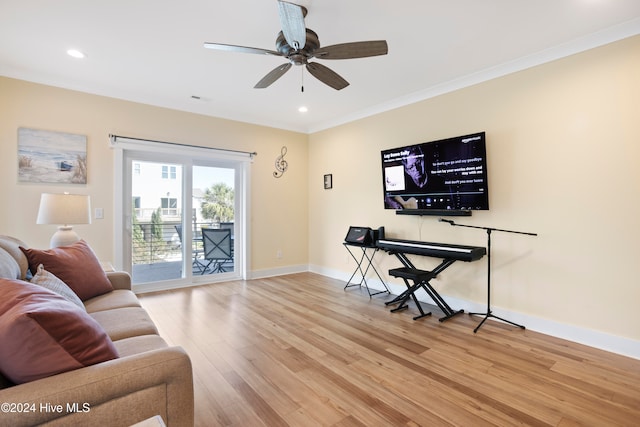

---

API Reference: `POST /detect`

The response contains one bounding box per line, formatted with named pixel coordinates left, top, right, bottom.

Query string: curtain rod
left=109, top=134, right=257, bottom=158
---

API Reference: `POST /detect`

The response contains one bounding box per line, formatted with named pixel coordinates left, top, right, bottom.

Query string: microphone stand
left=439, top=218, right=537, bottom=333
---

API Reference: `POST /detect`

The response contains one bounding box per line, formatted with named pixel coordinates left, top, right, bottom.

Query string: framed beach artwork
left=18, top=127, right=87, bottom=184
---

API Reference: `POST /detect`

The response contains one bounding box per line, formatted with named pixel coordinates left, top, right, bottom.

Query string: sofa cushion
left=84, top=289, right=141, bottom=313
left=20, top=240, right=113, bottom=301
left=0, top=236, right=30, bottom=280
left=91, top=307, right=159, bottom=341
left=112, top=334, right=168, bottom=357
left=0, top=279, right=118, bottom=384
left=30, top=264, right=85, bottom=310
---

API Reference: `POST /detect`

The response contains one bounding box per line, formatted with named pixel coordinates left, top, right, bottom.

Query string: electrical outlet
left=95, top=208, right=104, bottom=219
left=276, top=249, right=283, bottom=259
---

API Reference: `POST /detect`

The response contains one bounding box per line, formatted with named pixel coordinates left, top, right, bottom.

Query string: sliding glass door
left=115, top=143, right=248, bottom=290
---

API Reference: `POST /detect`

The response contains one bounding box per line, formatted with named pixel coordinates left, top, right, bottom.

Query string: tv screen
left=381, top=132, right=489, bottom=211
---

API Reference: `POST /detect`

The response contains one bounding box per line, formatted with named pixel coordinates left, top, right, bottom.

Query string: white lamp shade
left=37, top=193, right=91, bottom=225
left=37, top=193, right=91, bottom=247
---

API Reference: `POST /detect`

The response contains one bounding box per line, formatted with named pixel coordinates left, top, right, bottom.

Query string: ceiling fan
left=203, top=0, right=388, bottom=90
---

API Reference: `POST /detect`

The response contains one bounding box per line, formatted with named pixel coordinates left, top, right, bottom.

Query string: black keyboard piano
left=376, top=238, right=486, bottom=321
left=377, top=238, right=486, bottom=262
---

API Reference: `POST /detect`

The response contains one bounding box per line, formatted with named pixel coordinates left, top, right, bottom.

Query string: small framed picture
left=324, top=174, right=332, bottom=189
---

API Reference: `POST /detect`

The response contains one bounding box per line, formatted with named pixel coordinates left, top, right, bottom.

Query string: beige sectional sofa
left=0, top=235, right=194, bottom=427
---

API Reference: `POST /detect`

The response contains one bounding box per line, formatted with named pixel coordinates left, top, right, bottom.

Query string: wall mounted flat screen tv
left=381, top=132, right=489, bottom=211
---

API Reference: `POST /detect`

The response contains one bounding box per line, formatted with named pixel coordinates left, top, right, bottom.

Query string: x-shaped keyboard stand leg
left=385, top=254, right=464, bottom=321
left=388, top=273, right=434, bottom=320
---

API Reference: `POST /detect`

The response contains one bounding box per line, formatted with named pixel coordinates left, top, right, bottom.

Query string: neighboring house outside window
left=162, top=165, right=177, bottom=179
left=161, top=197, right=178, bottom=216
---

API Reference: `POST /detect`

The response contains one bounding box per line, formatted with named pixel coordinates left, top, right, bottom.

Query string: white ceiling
left=1, top=1, right=640, bottom=134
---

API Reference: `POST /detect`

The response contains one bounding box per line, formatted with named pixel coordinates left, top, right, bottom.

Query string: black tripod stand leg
left=471, top=313, right=490, bottom=333
left=469, top=311, right=526, bottom=333
left=491, top=313, right=526, bottom=330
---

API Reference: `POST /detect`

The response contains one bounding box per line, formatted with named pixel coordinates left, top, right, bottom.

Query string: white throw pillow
left=30, top=264, right=85, bottom=310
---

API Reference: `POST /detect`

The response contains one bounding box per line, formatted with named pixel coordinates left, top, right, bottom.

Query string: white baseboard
left=309, top=264, right=640, bottom=360
left=133, top=278, right=211, bottom=294
left=134, top=264, right=310, bottom=293
left=249, top=264, right=309, bottom=280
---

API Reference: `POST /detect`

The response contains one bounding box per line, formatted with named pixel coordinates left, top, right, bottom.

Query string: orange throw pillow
left=20, top=240, right=113, bottom=301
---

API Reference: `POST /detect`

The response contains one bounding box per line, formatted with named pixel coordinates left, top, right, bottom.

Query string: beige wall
left=308, top=35, right=640, bottom=343
left=0, top=77, right=309, bottom=273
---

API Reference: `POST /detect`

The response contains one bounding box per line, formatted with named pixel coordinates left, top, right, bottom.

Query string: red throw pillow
left=0, top=279, right=118, bottom=384
left=20, top=240, right=113, bottom=301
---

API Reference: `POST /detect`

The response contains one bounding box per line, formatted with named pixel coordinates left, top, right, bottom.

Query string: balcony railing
left=132, top=221, right=234, bottom=281
left=134, top=208, right=181, bottom=222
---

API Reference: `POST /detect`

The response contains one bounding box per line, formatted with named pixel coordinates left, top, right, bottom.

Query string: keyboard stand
left=385, top=253, right=463, bottom=321
left=343, top=243, right=390, bottom=298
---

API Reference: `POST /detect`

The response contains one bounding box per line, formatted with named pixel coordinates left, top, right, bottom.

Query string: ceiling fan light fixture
left=298, top=106, right=308, bottom=113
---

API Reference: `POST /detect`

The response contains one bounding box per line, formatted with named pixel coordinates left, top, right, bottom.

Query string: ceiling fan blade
left=204, top=42, right=281, bottom=57
left=306, top=62, right=349, bottom=90
left=314, top=40, right=388, bottom=60
left=277, top=1, right=306, bottom=50
left=254, top=63, right=293, bottom=88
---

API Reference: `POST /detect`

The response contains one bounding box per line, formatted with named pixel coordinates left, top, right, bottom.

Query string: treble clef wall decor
left=273, top=146, right=288, bottom=178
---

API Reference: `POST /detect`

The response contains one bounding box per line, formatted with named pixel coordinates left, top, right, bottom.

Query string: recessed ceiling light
left=298, top=106, right=308, bottom=113
left=67, top=49, right=86, bottom=59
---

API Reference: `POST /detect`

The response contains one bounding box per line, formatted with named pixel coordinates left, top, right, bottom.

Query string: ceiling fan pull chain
left=301, top=67, right=304, bottom=92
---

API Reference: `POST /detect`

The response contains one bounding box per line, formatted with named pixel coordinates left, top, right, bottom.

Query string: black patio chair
left=201, top=228, right=233, bottom=274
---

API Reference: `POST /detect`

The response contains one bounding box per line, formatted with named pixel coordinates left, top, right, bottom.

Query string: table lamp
left=36, top=193, right=91, bottom=247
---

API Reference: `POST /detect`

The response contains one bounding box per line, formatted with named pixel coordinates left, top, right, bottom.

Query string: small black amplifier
left=344, top=226, right=385, bottom=245
left=345, top=226, right=372, bottom=245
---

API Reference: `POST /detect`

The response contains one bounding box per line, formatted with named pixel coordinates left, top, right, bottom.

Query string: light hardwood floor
left=138, top=273, right=640, bottom=426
